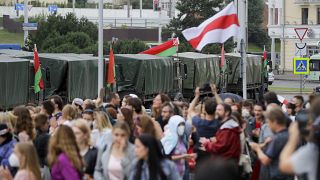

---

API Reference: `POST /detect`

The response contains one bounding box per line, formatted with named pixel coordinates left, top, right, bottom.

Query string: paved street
left=271, top=79, right=318, bottom=89
left=270, top=79, right=318, bottom=101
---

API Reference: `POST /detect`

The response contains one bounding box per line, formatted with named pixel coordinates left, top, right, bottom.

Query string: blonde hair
left=48, top=125, right=84, bottom=172
left=94, top=111, right=112, bottom=132
left=62, top=104, right=77, bottom=120
left=16, top=143, right=42, bottom=180
left=0, top=112, right=17, bottom=131
left=72, top=119, right=91, bottom=145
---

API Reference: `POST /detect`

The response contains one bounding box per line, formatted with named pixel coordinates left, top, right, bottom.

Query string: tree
left=248, top=0, right=270, bottom=50
left=27, top=13, right=97, bottom=52
left=167, top=0, right=235, bottom=54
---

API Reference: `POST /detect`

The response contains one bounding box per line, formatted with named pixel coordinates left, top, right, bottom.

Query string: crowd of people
left=0, top=84, right=318, bottom=180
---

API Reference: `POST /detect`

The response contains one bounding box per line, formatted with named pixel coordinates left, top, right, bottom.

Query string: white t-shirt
left=291, top=142, right=319, bottom=180
left=108, top=154, right=122, bottom=180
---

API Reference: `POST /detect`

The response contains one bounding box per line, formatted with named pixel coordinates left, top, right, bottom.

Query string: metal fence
left=88, top=17, right=171, bottom=28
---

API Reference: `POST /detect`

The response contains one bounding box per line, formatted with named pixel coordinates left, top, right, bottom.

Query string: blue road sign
left=15, top=4, right=24, bottom=11
left=48, top=5, right=58, bottom=13
left=293, top=57, right=309, bottom=75
left=22, top=23, right=38, bottom=30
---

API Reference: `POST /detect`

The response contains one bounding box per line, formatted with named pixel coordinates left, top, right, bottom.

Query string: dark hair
left=34, top=114, right=48, bottom=130
left=242, top=100, right=253, bottom=109
left=181, top=102, right=189, bottom=109
left=254, top=103, right=266, bottom=111
left=221, top=103, right=232, bottom=117
left=84, top=104, right=96, bottom=111
left=159, top=94, right=171, bottom=104
left=134, top=134, right=166, bottom=180
left=287, top=103, right=296, bottom=116
left=231, top=103, right=242, bottom=114
left=13, top=106, right=35, bottom=140
left=231, top=111, right=244, bottom=128
left=293, top=95, right=304, bottom=106
left=264, top=92, right=280, bottom=105
left=106, top=108, right=117, bottom=119
left=128, top=98, right=142, bottom=114
left=42, top=100, right=55, bottom=115
left=120, top=108, right=134, bottom=133
left=49, top=95, right=63, bottom=111
left=204, top=98, right=217, bottom=115
left=162, top=102, right=181, bottom=116
left=195, top=158, right=239, bottom=180
left=106, top=92, right=118, bottom=102
left=265, top=106, right=287, bottom=125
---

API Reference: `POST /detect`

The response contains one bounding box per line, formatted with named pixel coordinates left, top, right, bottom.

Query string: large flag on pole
left=107, top=46, right=115, bottom=85
left=33, top=44, right=44, bottom=93
left=139, top=38, right=179, bottom=57
left=182, top=2, right=239, bottom=51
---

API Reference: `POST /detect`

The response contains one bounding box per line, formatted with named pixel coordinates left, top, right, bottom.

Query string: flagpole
left=98, top=0, right=104, bottom=95
left=238, top=0, right=247, bottom=99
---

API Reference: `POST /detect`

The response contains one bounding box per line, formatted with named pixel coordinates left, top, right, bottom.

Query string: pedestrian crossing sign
left=293, top=57, right=309, bottom=75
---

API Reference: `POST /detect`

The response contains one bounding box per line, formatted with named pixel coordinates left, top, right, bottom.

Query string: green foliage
left=248, top=0, right=270, bottom=49
left=66, top=32, right=92, bottom=49
left=28, top=13, right=97, bottom=53
left=48, top=43, right=80, bottom=53
left=104, top=40, right=149, bottom=55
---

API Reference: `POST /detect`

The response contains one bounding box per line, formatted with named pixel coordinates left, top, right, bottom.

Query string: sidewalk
left=274, top=71, right=301, bottom=81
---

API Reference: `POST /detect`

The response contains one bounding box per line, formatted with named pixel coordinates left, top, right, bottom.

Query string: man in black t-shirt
left=250, top=106, right=294, bottom=180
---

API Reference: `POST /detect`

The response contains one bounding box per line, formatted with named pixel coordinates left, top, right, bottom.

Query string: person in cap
left=0, top=123, right=17, bottom=167
left=72, top=98, right=84, bottom=116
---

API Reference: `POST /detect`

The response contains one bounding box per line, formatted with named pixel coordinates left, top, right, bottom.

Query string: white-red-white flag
left=182, top=2, right=240, bottom=51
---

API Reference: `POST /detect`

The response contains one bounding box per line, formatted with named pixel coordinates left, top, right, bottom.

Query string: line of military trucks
left=0, top=49, right=269, bottom=110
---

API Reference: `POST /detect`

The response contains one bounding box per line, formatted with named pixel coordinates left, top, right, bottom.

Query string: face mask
left=9, top=153, right=20, bottom=167
left=242, top=109, right=250, bottom=118
left=177, top=125, right=185, bottom=136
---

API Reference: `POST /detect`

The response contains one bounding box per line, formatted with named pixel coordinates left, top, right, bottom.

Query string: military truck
left=113, top=54, right=179, bottom=105
left=224, top=53, right=267, bottom=100
left=0, top=56, right=29, bottom=110
left=0, top=50, right=267, bottom=109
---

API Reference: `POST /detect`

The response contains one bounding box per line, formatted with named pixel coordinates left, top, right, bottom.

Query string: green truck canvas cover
left=114, top=54, right=175, bottom=96
left=225, top=53, right=262, bottom=85
left=172, top=52, right=220, bottom=89
left=37, top=53, right=98, bottom=102
left=0, top=55, right=29, bottom=109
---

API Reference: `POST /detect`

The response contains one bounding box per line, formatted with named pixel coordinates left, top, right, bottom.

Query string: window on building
left=302, top=8, right=308, bottom=25
left=317, top=8, right=320, bottom=24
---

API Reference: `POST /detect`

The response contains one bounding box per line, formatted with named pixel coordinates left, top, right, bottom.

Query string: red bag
left=187, top=146, right=196, bottom=171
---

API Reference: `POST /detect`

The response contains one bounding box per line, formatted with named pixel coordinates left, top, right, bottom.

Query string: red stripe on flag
left=107, top=47, right=115, bottom=84
left=220, top=44, right=225, bottom=68
left=188, top=14, right=239, bottom=49
left=139, top=39, right=176, bottom=55
left=34, top=47, right=44, bottom=89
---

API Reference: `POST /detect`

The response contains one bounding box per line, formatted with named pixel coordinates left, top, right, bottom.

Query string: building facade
left=268, top=0, right=320, bottom=71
